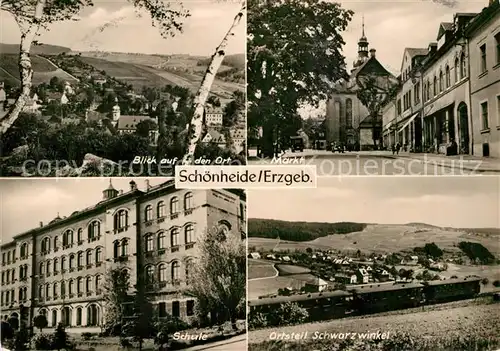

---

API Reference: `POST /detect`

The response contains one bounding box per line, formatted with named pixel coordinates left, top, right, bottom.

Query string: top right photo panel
left=247, top=0, right=500, bottom=176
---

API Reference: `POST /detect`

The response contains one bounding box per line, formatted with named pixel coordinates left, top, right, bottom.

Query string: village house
left=378, top=269, right=391, bottom=282
left=401, top=255, right=419, bottom=265
left=356, top=268, right=370, bottom=284
left=335, top=273, right=357, bottom=285
left=296, top=275, right=328, bottom=293
left=46, top=91, right=69, bottom=105
left=230, top=128, right=246, bottom=154
left=202, top=129, right=226, bottom=148
left=249, top=252, right=261, bottom=260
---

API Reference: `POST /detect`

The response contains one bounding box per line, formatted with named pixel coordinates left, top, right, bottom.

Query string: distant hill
left=248, top=218, right=367, bottom=242
left=459, top=228, right=500, bottom=236
left=0, top=43, right=71, bottom=55
left=197, top=54, right=245, bottom=69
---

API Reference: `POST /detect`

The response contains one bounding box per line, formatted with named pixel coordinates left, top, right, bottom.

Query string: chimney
left=130, top=180, right=137, bottom=191
left=145, top=180, right=151, bottom=191
left=369, top=49, right=376, bottom=58
left=39, top=221, right=43, bottom=227
left=119, top=190, right=123, bottom=195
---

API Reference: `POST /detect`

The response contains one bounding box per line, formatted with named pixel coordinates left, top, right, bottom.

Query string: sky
left=297, top=0, right=490, bottom=118
left=0, top=0, right=245, bottom=56
left=248, top=176, right=500, bottom=229
left=0, top=178, right=169, bottom=243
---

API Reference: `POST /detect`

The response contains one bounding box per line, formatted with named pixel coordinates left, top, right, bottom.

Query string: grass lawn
left=276, top=264, right=311, bottom=275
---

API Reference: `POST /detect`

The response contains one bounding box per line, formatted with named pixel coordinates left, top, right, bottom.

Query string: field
left=275, top=264, right=311, bottom=275
left=78, top=53, right=244, bottom=97
left=248, top=259, right=278, bottom=280
left=248, top=276, right=308, bottom=300
left=248, top=299, right=500, bottom=346
left=0, top=53, right=78, bottom=86
left=249, top=224, right=500, bottom=256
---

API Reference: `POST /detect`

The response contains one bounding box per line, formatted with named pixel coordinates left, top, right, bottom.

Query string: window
left=77, top=228, right=83, bottom=243
left=170, top=197, right=179, bottom=214
left=171, top=261, right=180, bottom=281
left=86, top=277, right=92, bottom=293
left=122, top=239, right=129, bottom=256
left=433, top=76, right=437, bottom=96
left=69, top=280, right=74, bottom=295
left=53, top=237, right=59, bottom=250
left=171, top=228, right=179, bottom=247
left=157, top=232, right=166, bottom=250
left=481, top=101, right=489, bottom=130
left=345, top=98, right=352, bottom=128
left=158, top=264, right=167, bottom=282
left=186, top=300, right=194, bottom=316
left=439, top=70, right=443, bottom=92
left=114, top=210, right=128, bottom=231
left=20, top=243, right=28, bottom=258
left=145, top=205, right=153, bottom=222
left=77, top=252, right=83, bottom=267
left=158, top=302, right=167, bottom=318
left=46, top=260, right=51, bottom=275
left=445, top=65, right=450, bottom=88
left=172, top=301, right=180, bottom=317
left=146, top=266, right=155, bottom=284
left=157, top=201, right=165, bottom=218
left=63, top=230, right=73, bottom=247
left=86, top=250, right=93, bottom=265
left=95, top=275, right=102, bottom=292
left=497, top=95, right=500, bottom=126
left=454, top=57, right=460, bottom=83
left=54, top=258, right=59, bottom=274
left=45, top=284, right=50, bottom=298
left=113, top=241, right=120, bottom=258
left=480, top=44, right=487, bottom=73
left=77, top=278, right=83, bottom=294
left=397, top=99, right=401, bottom=115
left=460, top=53, right=467, bottom=78
left=69, top=255, right=75, bottom=269
left=61, top=256, right=66, bottom=271
left=53, top=282, right=58, bottom=297
left=185, top=225, right=194, bottom=244
left=145, top=234, right=154, bottom=252
left=61, top=281, right=66, bottom=296
left=88, top=221, right=100, bottom=240
left=496, top=32, right=500, bottom=65
left=39, top=262, right=45, bottom=275
left=41, top=237, right=50, bottom=253
left=76, top=308, right=82, bottom=326
left=39, top=286, right=44, bottom=299
left=95, top=248, right=102, bottom=263
left=184, top=192, right=193, bottom=210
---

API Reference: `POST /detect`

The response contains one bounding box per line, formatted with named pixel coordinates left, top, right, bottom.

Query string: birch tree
left=0, top=0, right=189, bottom=135
left=181, top=1, right=246, bottom=165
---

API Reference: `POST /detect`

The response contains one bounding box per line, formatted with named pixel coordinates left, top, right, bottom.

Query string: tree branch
left=181, top=1, right=245, bottom=165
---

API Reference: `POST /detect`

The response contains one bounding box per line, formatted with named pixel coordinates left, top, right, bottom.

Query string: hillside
left=248, top=218, right=367, bottom=241
left=248, top=223, right=500, bottom=255
left=197, top=53, right=245, bottom=69
left=0, top=53, right=77, bottom=87
left=0, top=43, right=71, bottom=55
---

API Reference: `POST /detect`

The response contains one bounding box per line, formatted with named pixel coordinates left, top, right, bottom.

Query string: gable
left=355, top=57, right=393, bottom=78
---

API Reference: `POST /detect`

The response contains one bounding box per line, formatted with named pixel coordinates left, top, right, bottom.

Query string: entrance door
left=414, top=116, right=422, bottom=152
left=458, top=103, right=469, bottom=154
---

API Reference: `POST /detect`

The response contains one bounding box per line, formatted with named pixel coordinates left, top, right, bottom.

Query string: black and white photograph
left=247, top=0, right=500, bottom=175
left=0, top=0, right=246, bottom=177
left=247, top=177, right=500, bottom=351
left=0, top=178, right=247, bottom=350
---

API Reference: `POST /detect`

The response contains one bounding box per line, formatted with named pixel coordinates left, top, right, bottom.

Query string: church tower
left=112, top=97, right=120, bottom=126
left=353, top=16, right=369, bottom=69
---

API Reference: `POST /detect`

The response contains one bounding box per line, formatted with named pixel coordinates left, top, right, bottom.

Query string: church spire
left=353, top=15, right=370, bottom=69
left=362, top=15, right=365, bottom=38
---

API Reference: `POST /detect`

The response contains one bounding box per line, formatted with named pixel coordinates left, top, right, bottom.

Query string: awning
left=424, top=102, right=454, bottom=117
left=398, top=112, right=419, bottom=133
left=383, top=120, right=393, bottom=132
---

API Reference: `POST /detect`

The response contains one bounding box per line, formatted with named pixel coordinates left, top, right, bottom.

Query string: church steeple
left=353, top=15, right=370, bottom=69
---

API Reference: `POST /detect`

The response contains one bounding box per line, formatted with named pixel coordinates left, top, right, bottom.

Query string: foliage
left=493, top=280, right=500, bottom=287
left=186, top=226, right=246, bottom=330
left=413, top=242, right=444, bottom=258
left=458, top=241, right=495, bottom=264
left=249, top=218, right=367, bottom=241
left=121, top=284, right=155, bottom=350
left=248, top=0, right=353, bottom=155
left=248, top=312, right=269, bottom=330
left=265, top=302, right=309, bottom=327
left=1, top=321, right=14, bottom=341
left=33, top=314, right=49, bottom=331
left=10, top=327, right=30, bottom=351
left=31, top=333, right=52, bottom=350
left=249, top=331, right=500, bottom=351
left=52, top=323, right=71, bottom=350
left=153, top=316, right=190, bottom=347
left=103, top=268, right=131, bottom=336
left=7, top=316, right=19, bottom=330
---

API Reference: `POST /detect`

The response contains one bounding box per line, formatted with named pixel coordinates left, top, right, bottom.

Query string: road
left=248, top=150, right=499, bottom=176
left=184, top=333, right=247, bottom=350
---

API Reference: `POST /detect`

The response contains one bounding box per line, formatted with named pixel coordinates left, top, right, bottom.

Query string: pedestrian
left=391, top=143, right=396, bottom=155
left=396, top=142, right=401, bottom=155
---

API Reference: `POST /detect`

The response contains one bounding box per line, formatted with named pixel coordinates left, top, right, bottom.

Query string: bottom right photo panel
left=247, top=176, right=500, bottom=351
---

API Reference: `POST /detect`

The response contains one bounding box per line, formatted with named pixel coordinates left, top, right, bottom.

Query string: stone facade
left=0, top=181, right=246, bottom=331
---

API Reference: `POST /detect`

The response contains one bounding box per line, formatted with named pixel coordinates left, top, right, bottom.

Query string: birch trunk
left=0, top=0, right=45, bottom=135
left=181, top=1, right=246, bottom=165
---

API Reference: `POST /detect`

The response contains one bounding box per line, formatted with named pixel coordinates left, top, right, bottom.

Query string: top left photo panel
left=0, top=0, right=247, bottom=177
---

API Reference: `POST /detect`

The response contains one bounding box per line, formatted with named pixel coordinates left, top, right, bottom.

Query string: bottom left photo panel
left=0, top=178, right=247, bottom=351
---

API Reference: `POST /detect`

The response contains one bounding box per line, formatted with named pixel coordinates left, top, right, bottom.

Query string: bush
left=51, top=323, right=72, bottom=350
left=1, top=321, right=14, bottom=341
left=33, top=314, right=49, bottom=332
left=154, top=315, right=190, bottom=335
left=266, top=302, right=309, bottom=327
left=81, top=332, right=94, bottom=340
left=493, top=280, right=500, bottom=287
left=31, top=333, right=52, bottom=350
left=248, top=312, right=268, bottom=330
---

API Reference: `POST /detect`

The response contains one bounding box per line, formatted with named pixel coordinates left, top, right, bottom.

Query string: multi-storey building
left=382, top=0, right=500, bottom=156
left=466, top=1, right=500, bottom=157
left=0, top=180, right=246, bottom=330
